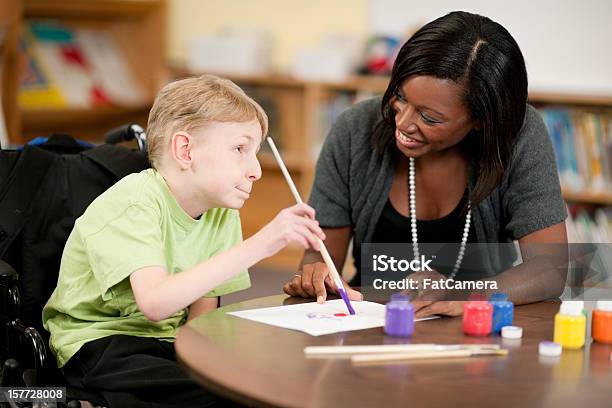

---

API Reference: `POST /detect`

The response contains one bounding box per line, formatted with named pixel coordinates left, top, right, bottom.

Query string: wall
left=167, top=0, right=368, bottom=71
left=369, top=0, right=612, bottom=95
left=168, top=0, right=612, bottom=94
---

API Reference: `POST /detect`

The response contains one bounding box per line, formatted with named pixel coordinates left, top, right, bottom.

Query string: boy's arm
left=130, top=203, right=325, bottom=322
left=187, top=297, right=219, bottom=321
left=130, top=238, right=261, bottom=322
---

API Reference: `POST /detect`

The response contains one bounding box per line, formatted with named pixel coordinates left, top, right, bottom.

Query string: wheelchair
left=0, top=124, right=149, bottom=407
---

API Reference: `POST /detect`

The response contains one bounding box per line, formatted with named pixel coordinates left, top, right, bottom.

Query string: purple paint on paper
left=307, top=312, right=338, bottom=320
left=337, top=288, right=356, bottom=315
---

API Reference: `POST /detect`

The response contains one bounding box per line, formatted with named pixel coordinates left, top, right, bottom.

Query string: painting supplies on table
left=351, top=347, right=508, bottom=365
left=228, top=299, right=439, bottom=336
left=554, top=300, right=586, bottom=349
left=463, top=299, right=493, bottom=336
left=266, top=136, right=355, bottom=315
left=592, top=300, right=612, bottom=344
left=303, top=343, right=507, bottom=365
left=501, top=326, right=523, bottom=339
left=384, top=293, right=414, bottom=337
left=304, top=343, right=501, bottom=358
left=539, top=341, right=562, bottom=357
left=228, top=299, right=384, bottom=336
left=489, top=293, right=514, bottom=334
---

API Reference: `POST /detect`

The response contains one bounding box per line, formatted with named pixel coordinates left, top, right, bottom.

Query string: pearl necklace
left=409, top=157, right=471, bottom=280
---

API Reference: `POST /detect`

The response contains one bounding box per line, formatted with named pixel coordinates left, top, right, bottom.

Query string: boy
left=42, top=75, right=325, bottom=407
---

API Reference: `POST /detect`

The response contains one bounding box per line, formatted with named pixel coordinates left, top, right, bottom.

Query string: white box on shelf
left=188, top=30, right=274, bottom=76
left=291, top=35, right=363, bottom=81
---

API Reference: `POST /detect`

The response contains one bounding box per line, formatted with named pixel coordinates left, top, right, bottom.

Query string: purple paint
left=384, top=294, right=414, bottom=337
left=307, top=312, right=336, bottom=320
left=337, top=287, right=356, bottom=315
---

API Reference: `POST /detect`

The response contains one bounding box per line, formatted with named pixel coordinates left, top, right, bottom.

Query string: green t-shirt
left=43, top=169, right=250, bottom=367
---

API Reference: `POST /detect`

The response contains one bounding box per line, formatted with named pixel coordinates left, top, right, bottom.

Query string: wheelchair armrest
left=8, top=319, right=47, bottom=385
left=0, top=260, right=20, bottom=316
left=0, top=260, right=17, bottom=282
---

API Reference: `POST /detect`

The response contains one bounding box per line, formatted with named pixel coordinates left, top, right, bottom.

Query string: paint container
left=501, top=326, right=522, bottom=339
left=539, top=341, right=562, bottom=357
left=554, top=301, right=586, bottom=350
left=592, top=300, right=612, bottom=344
left=384, top=294, right=414, bottom=337
left=463, top=300, right=493, bottom=336
left=489, top=293, right=514, bottom=334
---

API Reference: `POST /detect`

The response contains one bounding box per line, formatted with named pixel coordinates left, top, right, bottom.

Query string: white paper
left=228, top=299, right=438, bottom=336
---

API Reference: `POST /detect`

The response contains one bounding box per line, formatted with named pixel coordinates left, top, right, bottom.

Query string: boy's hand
left=283, top=261, right=363, bottom=302
left=251, top=203, right=326, bottom=258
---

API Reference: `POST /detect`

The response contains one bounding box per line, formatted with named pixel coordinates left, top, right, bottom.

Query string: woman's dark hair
left=374, top=11, right=528, bottom=207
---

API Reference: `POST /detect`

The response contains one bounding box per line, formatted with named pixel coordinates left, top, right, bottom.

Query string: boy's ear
left=170, top=131, right=193, bottom=170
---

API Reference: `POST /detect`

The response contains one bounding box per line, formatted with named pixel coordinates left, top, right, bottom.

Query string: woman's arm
left=283, top=226, right=362, bottom=301
left=413, top=221, right=568, bottom=317
left=491, top=106, right=569, bottom=302
left=490, top=221, right=568, bottom=303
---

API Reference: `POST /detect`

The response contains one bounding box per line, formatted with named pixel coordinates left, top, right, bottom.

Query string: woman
left=283, top=11, right=568, bottom=317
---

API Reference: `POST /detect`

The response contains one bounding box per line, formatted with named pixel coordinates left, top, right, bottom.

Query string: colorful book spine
left=539, top=108, right=611, bottom=194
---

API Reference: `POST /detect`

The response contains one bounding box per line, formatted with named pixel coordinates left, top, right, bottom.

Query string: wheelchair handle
left=104, top=123, right=147, bottom=152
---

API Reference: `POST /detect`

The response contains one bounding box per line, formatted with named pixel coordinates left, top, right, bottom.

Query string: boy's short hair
left=146, top=74, right=269, bottom=169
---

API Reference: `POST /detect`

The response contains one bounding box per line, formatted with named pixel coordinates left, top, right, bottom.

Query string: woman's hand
left=413, top=300, right=466, bottom=318
left=402, top=269, right=448, bottom=301
left=403, top=270, right=466, bottom=318
left=283, top=261, right=363, bottom=303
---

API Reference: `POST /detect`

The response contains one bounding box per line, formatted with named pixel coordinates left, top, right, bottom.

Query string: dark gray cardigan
left=308, top=97, right=567, bottom=276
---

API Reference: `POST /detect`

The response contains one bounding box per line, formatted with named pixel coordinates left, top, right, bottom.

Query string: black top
left=352, top=190, right=485, bottom=286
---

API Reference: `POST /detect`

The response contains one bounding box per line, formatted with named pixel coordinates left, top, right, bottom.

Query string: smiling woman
left=283, top=11, right=569, bottom=317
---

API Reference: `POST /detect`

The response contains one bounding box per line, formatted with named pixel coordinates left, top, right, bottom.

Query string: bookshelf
left=531, top=94, right=612, bottom=242
left=530, top=95, right=612, bottom=204
left=0, top=1, right=22, bottom=145
left=562, top=190, right=612, bottom=206
left=1, top=0, right=167, bottom=145
left=173, top=69, right=612, bottom=266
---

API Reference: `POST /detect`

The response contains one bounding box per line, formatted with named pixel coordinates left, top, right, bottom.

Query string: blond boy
left=43, top=75, right=324, bottom=407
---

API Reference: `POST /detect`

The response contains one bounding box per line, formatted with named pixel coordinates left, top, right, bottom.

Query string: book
left=539, top=107, right=612, bottom=194
left=567, top=205, right=612, bottom=243
left=19, top=21, right=146, bottom=109
left=77, top=29, right=146, bottom=107
left=0, top=52, right=9, bottom=148
left=18, top=25, right=69, bottom=109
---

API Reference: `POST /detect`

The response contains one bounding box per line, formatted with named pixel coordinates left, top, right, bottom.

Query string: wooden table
left=176, top=296, right=612, bottom=408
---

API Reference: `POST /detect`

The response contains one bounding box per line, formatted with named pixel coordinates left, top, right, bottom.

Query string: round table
left=175, top=295, right=612, bottom=408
